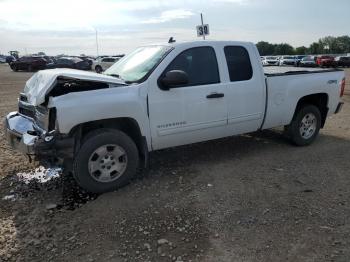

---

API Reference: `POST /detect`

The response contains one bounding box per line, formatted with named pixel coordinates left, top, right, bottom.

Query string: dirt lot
left=0, top=64, right=350, bottom=262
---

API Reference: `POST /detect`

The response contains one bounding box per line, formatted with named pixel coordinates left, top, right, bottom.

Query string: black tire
left=95, top=65, right=103, bottom=73
left=10, top=64, right=18, bottom=72
left=73, top=129, right=139, bottom=193
left=285, top=105, right=321, bottom=146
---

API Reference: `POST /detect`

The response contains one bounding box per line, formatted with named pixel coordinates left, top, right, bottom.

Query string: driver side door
left=148, top=46, right=228, bottom=150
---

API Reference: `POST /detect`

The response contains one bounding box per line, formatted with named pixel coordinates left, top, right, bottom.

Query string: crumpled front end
left=5, top=112, right=39, bottom=154
left=4, top=68, right=126, bottom=166
left=4, top=111, right=74, bottom=166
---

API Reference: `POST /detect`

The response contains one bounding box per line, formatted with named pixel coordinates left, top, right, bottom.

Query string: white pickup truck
left=5, top=41, right=345, bottom=193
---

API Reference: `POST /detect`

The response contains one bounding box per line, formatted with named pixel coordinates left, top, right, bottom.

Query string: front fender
left=49, top=86, right=151, bottom=147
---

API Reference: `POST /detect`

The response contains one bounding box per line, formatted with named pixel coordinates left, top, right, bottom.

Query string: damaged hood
left=24, top=69, right=125, bottom=106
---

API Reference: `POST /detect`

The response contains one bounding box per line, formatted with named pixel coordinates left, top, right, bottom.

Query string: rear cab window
left=224, top=46, right=253, bottom=82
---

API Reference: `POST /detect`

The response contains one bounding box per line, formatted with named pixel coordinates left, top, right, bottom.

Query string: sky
left=0, top=0, right=349, bottom=56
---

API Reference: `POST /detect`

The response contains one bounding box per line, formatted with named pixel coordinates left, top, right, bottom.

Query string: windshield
left=302, top=57, right=314, bottom=61
left=104, top=45, right=172, bottom=83
left=283, top=56, right=295, bottom=59
left=266, top=56, right=277, bottom=60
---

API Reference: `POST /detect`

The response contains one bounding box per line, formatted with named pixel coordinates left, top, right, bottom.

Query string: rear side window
left=224, top=46, right=253, bottom=82
left=164, top=46, right=220, bottom=87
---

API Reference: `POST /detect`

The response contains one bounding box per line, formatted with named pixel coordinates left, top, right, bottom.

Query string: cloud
left=141, top=9, right=195, bottom=24
left=0, top=0, right=197, bottom=31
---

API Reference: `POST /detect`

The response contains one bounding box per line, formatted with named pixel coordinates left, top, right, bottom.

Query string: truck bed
left=262, top=66, right=344, bottom=131
left=264, top=66, right=342, bottom=76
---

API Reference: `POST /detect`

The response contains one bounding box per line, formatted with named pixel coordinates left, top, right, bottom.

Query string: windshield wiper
left=106, top=73, right=125, bottom=81
left=107, top=74, right=137, bottom=85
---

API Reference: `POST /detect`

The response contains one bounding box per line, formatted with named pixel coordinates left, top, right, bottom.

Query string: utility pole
left=95, top=28, right=99, bottom=57
left=200, top=13, right=205, bottom=40
left=196, top=13, right=209, bottom=40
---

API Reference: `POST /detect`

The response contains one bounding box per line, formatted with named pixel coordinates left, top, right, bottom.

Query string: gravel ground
left=0, top=64, right=350, bottom=262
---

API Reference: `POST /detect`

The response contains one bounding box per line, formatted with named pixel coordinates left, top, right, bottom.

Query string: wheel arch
left=293, top=93, right=329, bottom=128
left=69, top=117, right=149, bottom=169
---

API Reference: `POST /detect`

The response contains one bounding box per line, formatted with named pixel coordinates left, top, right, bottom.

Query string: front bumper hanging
left=4, top=112, right=42, bottom=154
left=4, top=112, right=74, bottom=162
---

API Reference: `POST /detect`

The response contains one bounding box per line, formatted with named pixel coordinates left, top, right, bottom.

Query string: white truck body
left=4, top=40, right=345, bottom=192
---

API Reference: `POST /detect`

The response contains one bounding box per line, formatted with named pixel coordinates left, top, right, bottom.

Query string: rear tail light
left=340, top=78, right=346, bottom=97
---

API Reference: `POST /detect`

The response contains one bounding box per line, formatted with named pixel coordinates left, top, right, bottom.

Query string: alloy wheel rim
left=88, top=144, right=128, bottom=183
left=299, top=113, right=317, bottom=139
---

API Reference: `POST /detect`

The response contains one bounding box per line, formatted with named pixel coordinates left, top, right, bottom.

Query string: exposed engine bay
left=47, top=77, right=110, bottom=99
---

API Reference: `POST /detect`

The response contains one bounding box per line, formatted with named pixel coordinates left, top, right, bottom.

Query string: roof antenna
left=168, top=37, right=176, bottom=43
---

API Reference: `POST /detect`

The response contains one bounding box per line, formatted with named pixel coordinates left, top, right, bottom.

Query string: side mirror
left=160, top=70, right=189, bottom=90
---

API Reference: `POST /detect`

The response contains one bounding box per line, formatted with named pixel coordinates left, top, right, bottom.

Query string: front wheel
left=73, top=129, right=139, bottom=193
left=285, top=105, right=321, bottom=146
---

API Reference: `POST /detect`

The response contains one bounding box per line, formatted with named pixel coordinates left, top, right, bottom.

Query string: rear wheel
left=285, top=105, right=321, bottom=146
left=73, top=129, right=139, bottom=193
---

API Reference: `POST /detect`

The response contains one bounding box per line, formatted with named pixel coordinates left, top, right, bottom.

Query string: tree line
left=256, top=35, right=350, bottom=56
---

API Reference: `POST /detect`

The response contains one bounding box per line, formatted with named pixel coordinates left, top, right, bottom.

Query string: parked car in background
left=299, top=56, right=317, bottom=67
left=6, top=56, right=16, bottom=64
left=0, top=56, right=6, bottom=63
left=93, top=57, right=120, bottom=73
left=262, top=56, right=279, bottom=66
left=279, top=56, right=296, bottom=66
left=335, top=56, right=350, bottom=68
left=9, top=56, right=47, bottom=71
left=295, top=55, right=307, bottom=67
left=78, top=56, right=93, bottom=69
left=316, top=56, right=336, bottom=67
left=45, top=57, right=91, bottom=70
left=42, top=56, right=56, bottom=64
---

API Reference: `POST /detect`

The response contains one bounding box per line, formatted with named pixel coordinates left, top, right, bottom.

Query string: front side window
left=224, top=46, right=253, bottom=82
left=163, top=46, right=220, bottom=87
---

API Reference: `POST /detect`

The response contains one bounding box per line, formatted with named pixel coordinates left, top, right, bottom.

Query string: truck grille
left=19, top=107, right=35, bottom=119
left=18, top=93, right=49, bottom=130
left=18, top=93, right=36, bottom=119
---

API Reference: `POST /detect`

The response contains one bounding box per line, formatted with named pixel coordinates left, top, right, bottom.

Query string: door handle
left=206, top=93, right=224, bottom=99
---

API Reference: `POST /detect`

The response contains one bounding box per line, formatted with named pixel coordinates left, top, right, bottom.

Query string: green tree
left=273, top=43, right=294, bottom=55
left=256, top=41, right=275, bottom=56
left=334, top=35, right=350, bottom=53
left=308, top=42, right=323, bottom=54
left=295, top=46, right=307, bottom=55
left=318, top=35, right=350, bottom=53
left=319, top=36, right=338, bottom=53
left=256, top=35, right=350, bottom=56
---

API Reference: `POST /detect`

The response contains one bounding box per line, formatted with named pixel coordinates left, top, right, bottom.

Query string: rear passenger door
left=222, top=45, right=266, bottom=134
left=148, top=46, right=228, bottom=150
